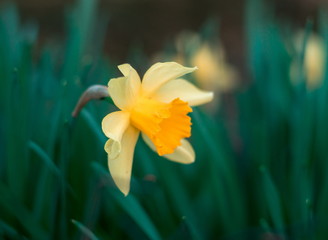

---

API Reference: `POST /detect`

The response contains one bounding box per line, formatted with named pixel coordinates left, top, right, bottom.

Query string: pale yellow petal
left=142, top=133, right=195, bottom=164
left=142, top=62, right=197, bottom=95
left=108, top=126, right=140, bottom=196
left=107, top=65, right=141, bottom=110
left=153, top=79, right=214, bottom=106
left=107, top=77, right=128, bottom=110
left=118, top=63, right=142, bottom=92
left=102, top=111, right=130, bottom=159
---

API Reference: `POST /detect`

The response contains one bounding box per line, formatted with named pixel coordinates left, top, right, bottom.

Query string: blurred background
left=12, top=0, right=325, bottom=75
left=1, top=0, right=328, bottom=239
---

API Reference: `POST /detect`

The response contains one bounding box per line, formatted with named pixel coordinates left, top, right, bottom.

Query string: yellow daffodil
left=153, top=32, right=238, bottom=111
left=290, top=32, right=326, bottom=89
left=191, top=43, right=238, bottom=92
left=303, top=34, right=326, bottom=89
left=102, top=62, right=213, bottom=195
left=174, top=31, right=238, bottom=93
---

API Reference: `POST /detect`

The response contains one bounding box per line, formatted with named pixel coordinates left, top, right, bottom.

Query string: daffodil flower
left=290, top=32, right=326, bottom=90
left=102, top=62, right=213, bottom=195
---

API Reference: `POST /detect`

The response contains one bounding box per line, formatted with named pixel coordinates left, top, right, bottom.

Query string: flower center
left=130, top=97, right=192, bottom=155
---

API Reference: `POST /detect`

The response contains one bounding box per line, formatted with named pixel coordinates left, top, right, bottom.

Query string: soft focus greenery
left=1, top=0, right=328, bottom=239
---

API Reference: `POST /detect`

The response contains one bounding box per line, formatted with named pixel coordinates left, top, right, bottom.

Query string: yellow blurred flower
left=174, top=32, right=238, bottom=93
left=153, top=32, right=238, bottom=111
left=290, top=32, right=326, bottom=89
left=191, top=43, right=238, bottom=92
left=102, top=62, right=213, bottom=195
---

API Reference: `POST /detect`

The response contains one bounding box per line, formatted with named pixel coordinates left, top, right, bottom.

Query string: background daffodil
left=152, top=31, right=239, bottom=112
left=102, top=62, right=213, bottom=195
left=290, top=31, right=326, bottom=90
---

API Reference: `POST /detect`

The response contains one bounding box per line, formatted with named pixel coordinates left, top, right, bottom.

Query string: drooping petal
left=153, top=79, right=214, bottom=106
left=108, top=126, right=140, bottom=196
left=107, top=65, right=141, bottom=110
left=142, top=62, right=197, bottom=95
left=102, top=111, right=130, bottom=159
left=142, top=133, right=195, bottom=164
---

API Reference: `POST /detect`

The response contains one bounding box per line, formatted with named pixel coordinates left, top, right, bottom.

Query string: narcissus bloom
left=102, top=62, right=213, bottom=195
left=191, top=43, right=238, bottom=92
left=153, top=32, right=238, bottom=111
left=290, top=32, right=326, bottom=90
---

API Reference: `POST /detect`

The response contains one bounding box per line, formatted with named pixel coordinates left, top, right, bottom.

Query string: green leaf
left=92, top=162, right=161, bottom=240
left=259, top=166, right=284, bottom=232
left=72, top=219, right=99, bottom=240
left=0, top=182, right=47, bottom=239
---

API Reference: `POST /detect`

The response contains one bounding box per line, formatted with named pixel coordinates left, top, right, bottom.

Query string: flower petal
left=153, top=79, right=214, bottom=106
left=108, top=126, right=140, bottom=196
left=118, top=63, right=140, bottom=81
left=107, top=77, right=128, bottom=110
left=118, top=64, right=142, bottom=91
left=107, top=64, right=141, bottom=110
left=142, top=62, right=197, bottom=95
left=102, top=111, right=130, bottom=159
left=142, top=133, right=195, bottom=164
